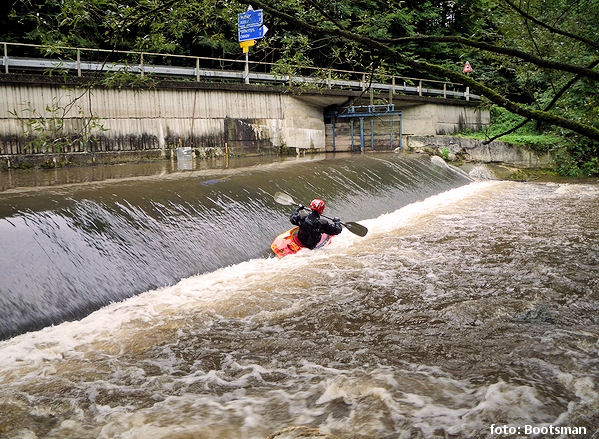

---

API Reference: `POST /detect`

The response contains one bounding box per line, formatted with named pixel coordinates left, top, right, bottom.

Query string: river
left=0, top=152, right=597, bottom=438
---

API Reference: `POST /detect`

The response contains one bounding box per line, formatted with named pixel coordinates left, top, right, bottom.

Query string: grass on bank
left=460, top=106, right=563, bottom=151
left=458, top=106, right=599, bottom=177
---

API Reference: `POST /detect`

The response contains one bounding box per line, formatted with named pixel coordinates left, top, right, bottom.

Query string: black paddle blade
left=344, top=221, right=368, bottom=237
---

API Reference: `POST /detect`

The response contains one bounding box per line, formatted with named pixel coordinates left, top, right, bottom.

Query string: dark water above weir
left=0, top=153, right=598, bottom=439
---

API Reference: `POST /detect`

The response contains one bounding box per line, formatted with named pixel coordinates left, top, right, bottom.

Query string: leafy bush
left=555, top=139, right=599, bottom=177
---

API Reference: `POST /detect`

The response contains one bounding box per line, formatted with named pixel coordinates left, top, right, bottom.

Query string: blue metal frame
left=329, top=105, right=403, bottom=152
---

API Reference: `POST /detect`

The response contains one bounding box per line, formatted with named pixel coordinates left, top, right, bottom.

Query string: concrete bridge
left=0, top=42, right=489, bottom=167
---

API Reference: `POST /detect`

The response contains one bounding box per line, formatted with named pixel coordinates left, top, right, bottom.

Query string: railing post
left=196, top=57, right=200, bottom=82
left=465, top=86, right=470, bottom=101
left=418, top=80, right=422, bottom=96
left=77, top=49, right=81, bottom=77
left=327, top=69, right=331, bottom=89
left=359, top=117, right=365, bottom=152
left=443, top=82, right=447, bottom=99
left=140, top=52, right=144, bottom=78
left=362, top=73, right=366, bottom=91
left=3, top=43, right=8, bottom=74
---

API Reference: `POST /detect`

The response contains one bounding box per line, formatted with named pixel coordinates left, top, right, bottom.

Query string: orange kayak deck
left=271, top=227, right=333, bottom=258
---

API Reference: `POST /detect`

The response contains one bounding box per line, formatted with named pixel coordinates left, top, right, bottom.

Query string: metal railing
left=1, top=41, right=478, bottom=100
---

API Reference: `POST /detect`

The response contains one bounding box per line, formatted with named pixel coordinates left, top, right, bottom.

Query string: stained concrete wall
left=0, top=82, right=327, bottom=157
left=402, top=103, right=488, bottom=135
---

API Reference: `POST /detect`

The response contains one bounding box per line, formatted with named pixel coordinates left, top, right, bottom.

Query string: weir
left=0, top=152, right=470, bottom=339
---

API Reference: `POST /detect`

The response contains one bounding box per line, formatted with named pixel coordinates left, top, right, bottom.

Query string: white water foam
left=2, top=180, right=596, bottom=439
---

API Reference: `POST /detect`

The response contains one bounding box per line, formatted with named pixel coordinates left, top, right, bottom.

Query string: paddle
left=273, top=192, right=368, bottom=237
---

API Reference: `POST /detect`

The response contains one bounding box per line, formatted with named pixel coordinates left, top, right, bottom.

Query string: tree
left=243, top=0, right=598, bottom=143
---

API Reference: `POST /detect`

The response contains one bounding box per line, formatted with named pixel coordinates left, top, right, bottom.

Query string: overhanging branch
left=377, top=35, right=599, bottom=82
left=484, top=57, right=599, bottom=144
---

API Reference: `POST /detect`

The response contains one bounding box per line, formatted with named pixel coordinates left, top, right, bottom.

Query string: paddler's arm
left=321, top=217, right=343, bottom=235
left=290, top=204, right=304, bottom=225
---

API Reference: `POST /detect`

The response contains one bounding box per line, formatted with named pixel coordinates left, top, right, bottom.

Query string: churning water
left=0, top=153, right=598, bottom=438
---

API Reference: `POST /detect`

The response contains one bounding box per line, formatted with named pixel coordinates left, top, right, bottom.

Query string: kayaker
left=290, top=199, right=342, bottom=249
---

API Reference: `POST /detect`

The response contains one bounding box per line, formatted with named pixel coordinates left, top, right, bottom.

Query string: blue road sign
left=238, top=9, right=263, bottom=28
left=238, top=26, right=265, bottom=42
left=238, top=8, right=266, bottom=42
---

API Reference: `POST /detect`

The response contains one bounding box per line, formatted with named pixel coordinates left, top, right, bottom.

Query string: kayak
left=271, top=227, right=333, bottom=258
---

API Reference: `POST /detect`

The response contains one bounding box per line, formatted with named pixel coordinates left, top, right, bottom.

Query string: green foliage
left=10, top=99, right=107, bottom=153
left=440, top=147, right=450, bottom=160
left=554, top=137, right=599, bottom=177
left=101, top=70, right=157, bottom=89
left=270, top=33, right=314, bottom=77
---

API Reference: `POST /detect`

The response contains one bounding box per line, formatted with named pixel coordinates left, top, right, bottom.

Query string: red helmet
left=309, top=199, right=325, bottom=214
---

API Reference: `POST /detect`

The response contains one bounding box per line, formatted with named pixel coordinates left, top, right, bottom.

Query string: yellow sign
left=240, top=39, right=256, bottom=53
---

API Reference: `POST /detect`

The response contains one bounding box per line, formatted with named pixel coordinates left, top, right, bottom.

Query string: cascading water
left=0, top=152, right=597, bottom=439
left=0, top=153, right=467, bottom=339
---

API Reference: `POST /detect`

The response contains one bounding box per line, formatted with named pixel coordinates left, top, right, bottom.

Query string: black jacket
left=290, top=207, right=342, bottom=249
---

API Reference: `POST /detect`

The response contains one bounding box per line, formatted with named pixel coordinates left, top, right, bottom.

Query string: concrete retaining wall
left=0, top=76, right=492, bottom=169
left=0, top=82, right=326, bottom=160
left=406, top=135, right=555, bottom=168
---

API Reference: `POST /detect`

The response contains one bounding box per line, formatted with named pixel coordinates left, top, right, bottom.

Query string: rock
left=469, top=165, right=496, bottom=180
left=430, top=155, right=449, bottom=168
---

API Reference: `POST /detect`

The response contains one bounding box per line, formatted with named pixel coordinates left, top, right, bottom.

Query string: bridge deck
left=1, top=41, right=480, bottom=101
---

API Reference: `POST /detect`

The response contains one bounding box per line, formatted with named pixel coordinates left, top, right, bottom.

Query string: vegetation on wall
left=2, top=0, right=598, bottom=174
